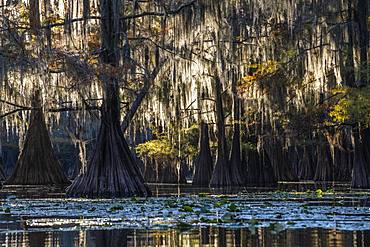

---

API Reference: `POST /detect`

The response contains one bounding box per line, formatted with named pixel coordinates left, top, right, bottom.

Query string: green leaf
left=227, top=203, right=238, bottom=212
left=180, top=205, right=194, bottom=212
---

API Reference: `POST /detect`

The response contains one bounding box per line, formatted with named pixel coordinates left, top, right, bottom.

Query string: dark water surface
left=0, top=183, right=370, bottom=246
left=1, top=228, right=370, bottom=247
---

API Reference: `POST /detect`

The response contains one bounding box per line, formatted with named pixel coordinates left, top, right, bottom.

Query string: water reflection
left=1, top=227, right=370, bottom=247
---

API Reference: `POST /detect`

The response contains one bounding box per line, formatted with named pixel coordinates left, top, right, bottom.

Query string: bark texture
left=66, top=83, right=151, bottom=197
left=0, top=139, right=6, bottom=181
left=265, top=139, right=298, bottom=181
left=144, top=158, right=187, bottom=184
left=314, top=141, right=334, bottom=181
left=192, top=122, right=213, bottom=186
left=210, top=74, right=231, bottom=187
left=66, top=0, right=150, bottom=197
left=245, top=145, right=277, bottom=187
left=298, top=146, right=316, bottom=180
left=4, top=97, right=70, bottom=186
left=352, top=128, right=370, bottom=188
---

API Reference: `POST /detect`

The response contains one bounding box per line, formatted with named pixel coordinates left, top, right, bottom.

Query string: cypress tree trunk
left=352, top=128, right=370, bottom=188
left=245, top=138, right=277, bottom=187
left=314, top=140, right=334, bottom=181
left=356, top=0, right=369, bottom=86
left=4, top=93, right=69, bottom=186
left=331, top=129, right=353, bottom=181
left=66, top=0, right=150, bottom=198
left=299, top=145, right=315, bottom=180
left=67, top=81, right=151, bottom=197
left=333, top=147, right=353, bottom=181
left=246, top=149, right=277, bottom=187
left=266, top=139, right=298, bottom=181
left=0, top=137, right=7, bottom=181
left=228, top=7, right=244, bottom=186
left=29, top=0, right=41, bottom=30
left=143, top=157, right=157, bottom=183
left=229, top=122, right=245, bottom=185
left=229, top=70, right=245, bottom=186
left=351, top=0, right=369, bottom=187
left=345, top=0, right=356, bottom=87
left=287, top=146, right=300, bottom=178
left=192, top=122, right=213, bottom=186
left=210, top=74, right=232, bottom=187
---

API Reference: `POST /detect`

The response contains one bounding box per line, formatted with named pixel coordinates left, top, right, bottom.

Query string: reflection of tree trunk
left=200, top=227, right=210, bottom=245
left=29, top=232, right=46, bottom=247
left=210, top=74, right=231, bottom=187
left=5, top=93, right=70, bottom=186
left=67, top=0, right=150, bottom=197
left=217, top=228, right=227, bottom=247
left=87, top=229, right=128, bottom=247
left=234, top=229, right=241, bottom=246
left=193, top=122, right=213, bottom=186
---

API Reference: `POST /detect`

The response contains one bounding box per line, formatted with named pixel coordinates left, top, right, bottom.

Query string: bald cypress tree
left=66, top=0, right=150, bottom=198
left=193, top=122, right=213, bottom=186
left=4, top=93, right=70, bottom=186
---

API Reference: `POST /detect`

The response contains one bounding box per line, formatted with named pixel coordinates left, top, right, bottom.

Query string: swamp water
left=0, top=184, right=370, bottom=246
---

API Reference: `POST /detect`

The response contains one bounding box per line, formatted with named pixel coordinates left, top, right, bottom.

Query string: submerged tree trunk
left=4, top=94, right=70, bottom=186
left=193, top=122, right=213, bottom=186
left=67, top=0, right=150, bottom=198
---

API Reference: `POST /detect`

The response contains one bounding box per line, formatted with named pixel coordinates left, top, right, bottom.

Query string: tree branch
left=121, top=59, right=168, bottom=132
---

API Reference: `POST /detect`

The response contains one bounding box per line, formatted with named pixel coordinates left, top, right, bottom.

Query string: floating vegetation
left=0, top=191, right=370, bottom=233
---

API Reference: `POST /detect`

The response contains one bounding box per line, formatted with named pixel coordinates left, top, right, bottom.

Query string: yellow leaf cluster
left=239, top=60, right=279, bottom=90
left=135, top=138, right=174, bottom=158
left=329, top=100, right=350, bottom=123
left=329, top=86, right=370, bottom=124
